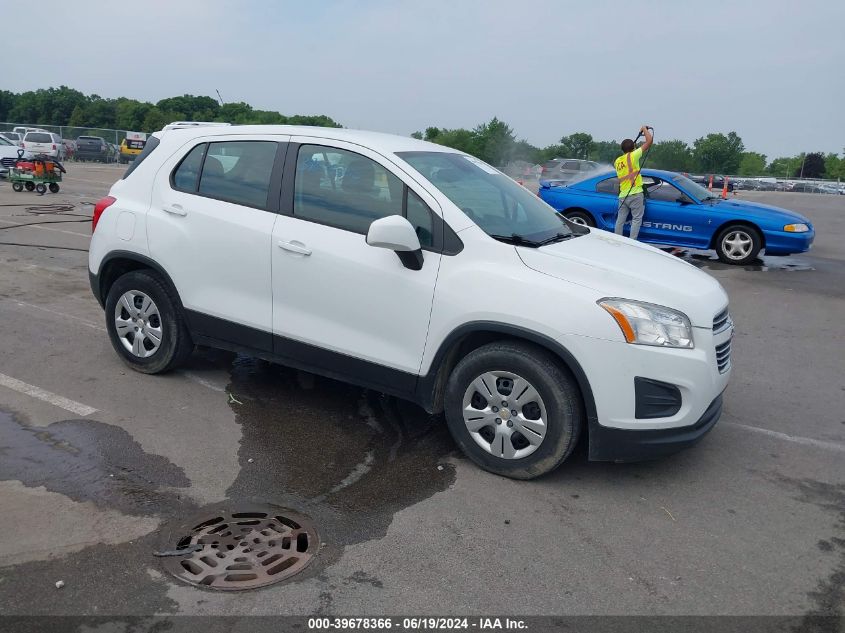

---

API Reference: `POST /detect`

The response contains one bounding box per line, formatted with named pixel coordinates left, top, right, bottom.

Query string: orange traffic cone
left=721, top=177, right=729, bottom=199
left=708, top=175, right=714, bottom=191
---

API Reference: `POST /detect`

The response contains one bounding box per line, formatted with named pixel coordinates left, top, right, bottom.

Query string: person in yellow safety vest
left=614, top=125, right=653, bottom=240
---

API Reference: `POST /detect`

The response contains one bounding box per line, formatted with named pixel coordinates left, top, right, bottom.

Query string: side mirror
left=366, top=215, right=424, bottom=270
left=677, top=196, right=692, bottom=205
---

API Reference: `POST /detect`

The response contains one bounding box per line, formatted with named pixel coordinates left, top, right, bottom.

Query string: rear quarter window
left=596, top=177, right=619, bottom=194
left=122, top=135, right=161, bottom=179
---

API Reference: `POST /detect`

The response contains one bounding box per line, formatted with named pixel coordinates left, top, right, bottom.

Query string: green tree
left=431, top=128, right=478, bottom=156
left=738, top=152, right=767, bottom=176
left=142, top=108, right=168, bottom=132
left=794, top=152, right=825, bottom=178
left=424, top=127, right=441, bottom=142
left=692, top=132, right=745, bottom=174
left=559, top=132, right=594, bottom=160
left=67, top=104, right=88, bottom=127
left=410, top=131, right=423, bottom=140
left=473, top=117, right=517, bottom=167
left=824, top=153, right=843, bottom=180
left=592, top=140, right=621, bottom=165
left=156, top=95, right=219, bottom=121
left=0, top=90, right=15, bottom=120
left=647, top=140, right=694, bottom=172
left=766, top=157, right=794, bottom=177
left=536, top=144, right=566, bottom=163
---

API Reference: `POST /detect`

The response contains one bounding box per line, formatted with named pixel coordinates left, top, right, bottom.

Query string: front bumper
left=764, top=228, right=815, bottom=256
left=588, top=393, right=723, bottom=462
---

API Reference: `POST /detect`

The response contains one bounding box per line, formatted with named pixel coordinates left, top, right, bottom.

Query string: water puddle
left=667, top=248, right=815, bottom=272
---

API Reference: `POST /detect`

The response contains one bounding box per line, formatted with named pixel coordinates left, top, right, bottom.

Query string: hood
left=710, top=198, right=811, bottom=225
left=517, top=231, right=727, bottom=328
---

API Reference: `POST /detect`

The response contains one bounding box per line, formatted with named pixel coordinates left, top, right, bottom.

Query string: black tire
left=564, top=209, right=596, bottom=227
left=444, top=341, right=583, bottom=479
left=35, top=183, right=46, bottom=194
left=24, top=181, right=35, bottom=191
left=715, top=224, right=762, bottom=265
left=12, top=182, right=23, bottom=192
left=48, top=183, right=59, bottom=193
left=104, top=270, right=194, bottom=374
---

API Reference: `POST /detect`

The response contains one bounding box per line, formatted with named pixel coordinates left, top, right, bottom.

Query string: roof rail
left=161, top=121, right=231, bottom=132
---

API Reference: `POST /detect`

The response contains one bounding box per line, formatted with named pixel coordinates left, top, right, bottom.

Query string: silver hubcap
left=569, top=215, right=588, bottom=226
left=462, top=371, right=547, bottom=460
left=114, top=290, right=163, bottom=358
left=722, top=230, right=753, bottom=260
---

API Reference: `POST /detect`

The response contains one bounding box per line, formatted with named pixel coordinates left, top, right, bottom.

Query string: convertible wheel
left=715, top=224, right=762, bottom=265
left=444, top=341, right=583, bottom=479
left=565, top=210, right=595, bottom=227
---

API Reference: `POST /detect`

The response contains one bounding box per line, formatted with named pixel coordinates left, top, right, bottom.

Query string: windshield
left=0, top=136, right=11, bottom=146
left=673, top=174, right=717, bottom=201
left=397, top=151, right=571, bottom=243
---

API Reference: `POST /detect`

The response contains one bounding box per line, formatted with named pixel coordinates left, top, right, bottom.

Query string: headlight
left=598, top=299, right=694, bottom=349
left=784, top=223, right=809, bottom=232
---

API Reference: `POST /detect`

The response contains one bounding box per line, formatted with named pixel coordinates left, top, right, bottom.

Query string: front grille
left=0, top=157, right=16, bottom=168
left=715, top=339, right=731, bottom=373
left=713, top=307, right=731, bottom=333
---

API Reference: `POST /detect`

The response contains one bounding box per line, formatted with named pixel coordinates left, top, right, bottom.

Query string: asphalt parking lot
left=0, top=163, right=842, bottom=620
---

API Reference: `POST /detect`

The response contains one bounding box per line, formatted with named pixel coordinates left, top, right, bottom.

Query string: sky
left=4, top=0, right=844, bottom=159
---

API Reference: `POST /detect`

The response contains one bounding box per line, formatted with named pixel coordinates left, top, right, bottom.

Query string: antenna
left=215, top=89, right=224, bottom=106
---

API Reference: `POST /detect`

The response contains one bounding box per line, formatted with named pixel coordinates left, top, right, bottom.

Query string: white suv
left=21, top=130, right=64, bottom=159
left=88, top=124, right=732, bottom=479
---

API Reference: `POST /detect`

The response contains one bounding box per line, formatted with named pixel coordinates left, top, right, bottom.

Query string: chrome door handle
left=277, top=240, right=312, bottom=256
left=163, top=204, right=187, bottom=216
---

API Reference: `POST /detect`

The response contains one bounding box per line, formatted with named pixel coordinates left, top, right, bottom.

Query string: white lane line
left=0, top=218, right=91, bottom=238
left=0, top=372, right=97, bottom=416
left=725, top=422, right=845, bottom=453
left=328, top=450, right=375, bottom=494
left=181, top=371, right=227, bottom=393
left=3, top=300, right=105, bottom=332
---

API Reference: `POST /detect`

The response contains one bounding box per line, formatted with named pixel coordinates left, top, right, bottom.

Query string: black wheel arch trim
left=416, top=321, right=600, bottom=454
left=90, top=250, right=182, bottom=309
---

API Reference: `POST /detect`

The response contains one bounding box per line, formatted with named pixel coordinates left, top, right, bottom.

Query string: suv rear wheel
left=104, top=270, right=194, bottom=374
left=444, top=341, right=583, bottom=479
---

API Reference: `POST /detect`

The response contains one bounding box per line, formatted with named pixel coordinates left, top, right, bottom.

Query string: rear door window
left=198, top=141, right=278, bottom=209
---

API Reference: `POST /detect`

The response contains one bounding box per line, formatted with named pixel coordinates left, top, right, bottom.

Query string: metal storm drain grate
left=161, top=507, right=319, bottom=590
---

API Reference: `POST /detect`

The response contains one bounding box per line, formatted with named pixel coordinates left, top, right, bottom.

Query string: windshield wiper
left=489, top=233, right=542, bottom=247
left=536, top=232, right=573, bottom=246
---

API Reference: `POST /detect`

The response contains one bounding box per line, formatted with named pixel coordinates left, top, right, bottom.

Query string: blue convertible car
left=539, top=169, right=815, bottom=264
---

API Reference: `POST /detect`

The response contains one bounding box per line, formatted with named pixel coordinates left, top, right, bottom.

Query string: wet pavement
left=0, top=169, right=843, bottom=620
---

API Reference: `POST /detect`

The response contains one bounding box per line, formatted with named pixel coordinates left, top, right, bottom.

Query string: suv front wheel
left=104, top=270, right=194, bottom=374
left=444, top=341, right=583, bottom=479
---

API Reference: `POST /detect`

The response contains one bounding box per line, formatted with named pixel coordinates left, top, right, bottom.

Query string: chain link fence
left=0, top=121, right=136, bottom=163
